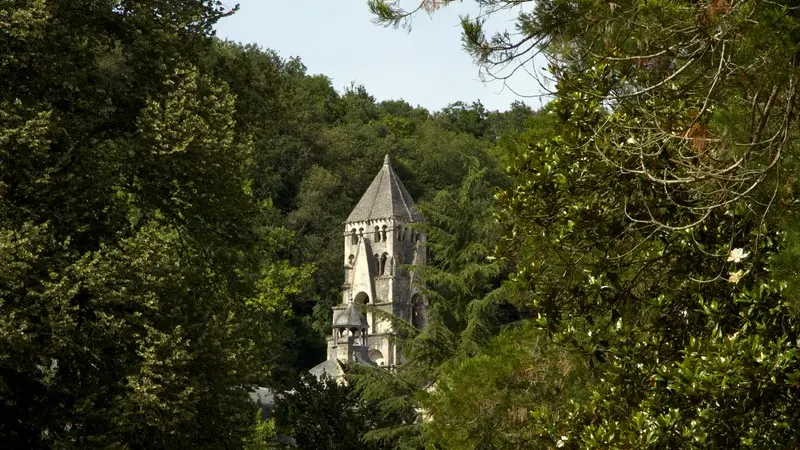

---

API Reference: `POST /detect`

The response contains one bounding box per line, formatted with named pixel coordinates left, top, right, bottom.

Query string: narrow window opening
left=380, top=253, right=388, bottom=275
left=411, top=294, right=424, bottom=329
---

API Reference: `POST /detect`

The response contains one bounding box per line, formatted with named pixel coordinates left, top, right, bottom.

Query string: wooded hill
left=0, top=1, right=539, bottom=447
left=5, top=1, right=800, bottom=449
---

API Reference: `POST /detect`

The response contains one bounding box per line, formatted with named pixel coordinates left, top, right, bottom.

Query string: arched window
left=374, top=226, right=380, bottom=242
left=389, top=256, right=394, bottom=275
left=350, top=229, right=357, bottom=245
left=381, top=225, right=387, bottom=242
left=397, top=226, right=403, bottom=241
left=369, top=349, right=385, bottom=366
left=354, top=292, right=370, bottom=304
left=394, top=253, right=404, bottom=275
left=374, top=254, right=380, bottom=274
left=411, top=294, right=424, bottom=329
left=415, top=233, right=421, bottom=242
left=358, top=227, right=364, bottom=238
left=380, top=253, right=388, bottom=275
left=348, top=254, right=355, bottom=267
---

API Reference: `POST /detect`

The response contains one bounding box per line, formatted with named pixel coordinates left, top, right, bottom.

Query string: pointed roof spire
left=346, top=155, right=425, bottom=223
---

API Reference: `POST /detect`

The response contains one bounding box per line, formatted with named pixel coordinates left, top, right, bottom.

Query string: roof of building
left=351, top=346, right=377, bottom=366
left=308, top=347, right=377, bottom=381
left=249, top=386, right=276, bottom=420
left=333, top=302, right=369, bottom=330
left=345, top=154, right=425, bottom=223
left=308, top=358, right=343, bottom=379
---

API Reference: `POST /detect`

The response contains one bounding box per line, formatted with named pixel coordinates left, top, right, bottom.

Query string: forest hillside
left=5, top=1, right=800, bottom=449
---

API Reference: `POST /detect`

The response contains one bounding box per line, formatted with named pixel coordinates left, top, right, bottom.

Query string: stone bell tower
left=334, top=154, right=427, bottom=368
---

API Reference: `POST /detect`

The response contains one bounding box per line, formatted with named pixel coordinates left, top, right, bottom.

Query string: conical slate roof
left=346, top=155, right=425, bottom=223
left=333, top=302, right=369, bottom=330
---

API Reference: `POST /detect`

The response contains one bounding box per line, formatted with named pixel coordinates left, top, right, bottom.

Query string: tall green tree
left=350, top=161, right=529, bottom=449
left=423, top=323, right=588, bottom=450
left=0, top=1, right=307, bottom=447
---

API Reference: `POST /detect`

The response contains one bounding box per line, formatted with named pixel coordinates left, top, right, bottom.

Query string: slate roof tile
left=346, top=154, right=424, bottom=223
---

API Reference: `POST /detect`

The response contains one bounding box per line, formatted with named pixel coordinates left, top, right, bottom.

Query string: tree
left=350, top=161, right=524, bottom=449
left=368, top=0, right=800, bottom=447
left=0, top=1, right=306, bottom=447
left=494, top=104, right=800, bottom=447
left=371, top=0, right=799, bottom=230
left=435, top=101, right=489, bottom=139
left=271, top=373, right=391, bottom=450
left=423, top=323, right=588, bottom=450
left=244, top=415, right=281, bottom=450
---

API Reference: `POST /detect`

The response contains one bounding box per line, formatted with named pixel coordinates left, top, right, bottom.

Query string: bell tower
left=335, top=154, right=427, bottom=368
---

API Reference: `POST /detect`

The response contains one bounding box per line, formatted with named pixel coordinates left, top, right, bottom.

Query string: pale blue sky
left=214, top=1, right=547, bottom=112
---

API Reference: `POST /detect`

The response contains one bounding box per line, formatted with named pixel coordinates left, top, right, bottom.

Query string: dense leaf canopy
left=1, top=1, right=536, bottom=448
left=10, top=0, right=800, bottom=448
left=365, top=0, right=800, bottom=448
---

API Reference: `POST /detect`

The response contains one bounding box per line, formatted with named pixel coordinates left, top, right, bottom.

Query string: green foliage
left=436, top=101, right=489, bottom=138
left=492, top=92, right=800, bottom=447
left=423, top=323, right=589, bottom=450
left=411, top=162, right=509, bottom=352
left=273, top=373, right=392, bottom=450
left=0, top=1, right=312, bottom=447
left=244, top=415, right=280, bottom=450
left=0, top=0, right=555, bottom=447
left=368, top=0, right=800, bottom=448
